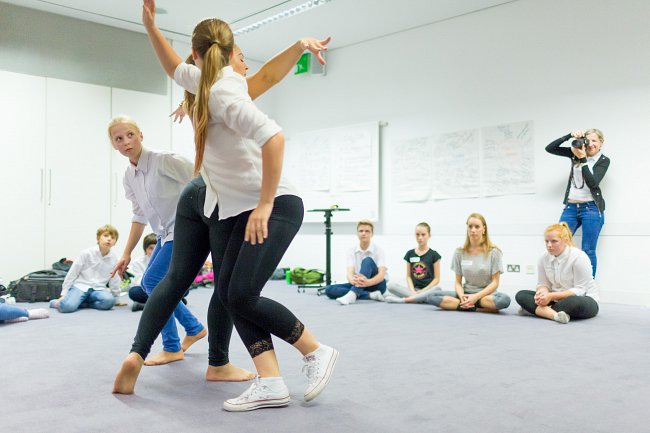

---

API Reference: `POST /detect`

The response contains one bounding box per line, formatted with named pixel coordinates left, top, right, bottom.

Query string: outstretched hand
left=142, top=0, right=156, bottom=29
left=300, top=37, right=332, bottom=65
left=111, top=257, right=131, bottom=279
left=170, top=105, right=187, bottom=123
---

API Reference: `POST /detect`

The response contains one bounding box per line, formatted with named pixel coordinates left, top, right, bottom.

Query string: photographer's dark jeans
left=560, top=201, right=603, bottom=277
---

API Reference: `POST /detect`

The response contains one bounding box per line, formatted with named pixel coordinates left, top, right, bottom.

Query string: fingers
left=304, top=36, right=331, bottom=65
left=245, top=217, right=268, bottom=245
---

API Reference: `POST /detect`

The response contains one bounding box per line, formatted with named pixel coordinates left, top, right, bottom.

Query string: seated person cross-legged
left=422, top=213, right=511, bottom=313
left=324, top=220, right=387, bottom=305
left=515, top=222, right=599, bottom=324
left=385, top=222, right=443, bottom=304
left=50, top=224, right=122, bottom=313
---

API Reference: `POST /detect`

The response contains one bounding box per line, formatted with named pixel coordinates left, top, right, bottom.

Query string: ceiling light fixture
left=233, top=0, right=333, bottom=36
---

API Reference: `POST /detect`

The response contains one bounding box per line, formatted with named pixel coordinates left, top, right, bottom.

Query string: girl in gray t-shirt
left=423, top=213, right=510, bottom=312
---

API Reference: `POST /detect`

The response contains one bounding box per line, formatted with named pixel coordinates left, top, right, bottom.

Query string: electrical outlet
left=507, top=264, right=520, bottom=273
left=526, top=265, right=535, bottom=274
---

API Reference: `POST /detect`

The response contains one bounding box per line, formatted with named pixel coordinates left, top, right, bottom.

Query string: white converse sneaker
left=553, top=311, right=571, bottom=324
left=302, top=344, right=339, bottom=402
left=368, top=291, right=385, bottom=302
left=336, top=291, right=357, bottom=305
left=223, top=378, right=290, bottom=412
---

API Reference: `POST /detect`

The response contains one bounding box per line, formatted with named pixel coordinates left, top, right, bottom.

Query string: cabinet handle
left=48, top=169, right=52, bottom=206
left=113, top=173, right=118, bottom=206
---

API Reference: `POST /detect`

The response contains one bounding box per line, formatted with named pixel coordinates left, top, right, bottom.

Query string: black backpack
left=8, top=269, right=68, bottom=303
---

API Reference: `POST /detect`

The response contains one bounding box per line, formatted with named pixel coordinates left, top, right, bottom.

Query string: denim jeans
left=141, top=239, right=204, bottom=353
left=128, top=285, right=148, bottom=303
left=0, top=304, right=28, bottom=321
left=559, top=201, right=604, bottom=276
left=59, top=287, right=115, bottom=313
left=325, top=257, right=387, bottom=300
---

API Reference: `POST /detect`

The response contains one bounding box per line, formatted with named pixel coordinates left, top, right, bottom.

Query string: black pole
left=324, top=209, right=333, bottom=286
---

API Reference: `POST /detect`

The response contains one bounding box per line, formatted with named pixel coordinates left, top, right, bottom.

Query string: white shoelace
left=231, top=379, right=268, bottom=402
left=302, top=355, right=319, bottom=385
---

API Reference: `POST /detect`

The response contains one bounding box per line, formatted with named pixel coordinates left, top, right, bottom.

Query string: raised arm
left=247, top=37, right=331, bottom=100
left=142, top=0, right=182, bottom=78
left=545, top=133, right=574, bottom=158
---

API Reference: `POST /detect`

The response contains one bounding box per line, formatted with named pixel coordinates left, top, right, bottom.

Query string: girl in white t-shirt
left=114, top=0, right=338, bottom=412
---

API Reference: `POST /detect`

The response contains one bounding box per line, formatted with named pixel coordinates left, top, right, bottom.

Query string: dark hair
left=142, top=233, right=157, bottom=252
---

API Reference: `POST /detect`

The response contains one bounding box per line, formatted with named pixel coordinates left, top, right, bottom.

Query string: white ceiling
left=3, top=0, right=517, bottom=62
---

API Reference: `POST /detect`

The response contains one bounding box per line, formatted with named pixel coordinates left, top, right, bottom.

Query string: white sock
left=5, top=316, right=29, bottom=323
left=258, top=376, right=287, bottom=393
left=28, top=309, right=50, bottom=320
left=337, top=291, right=357, bottom=305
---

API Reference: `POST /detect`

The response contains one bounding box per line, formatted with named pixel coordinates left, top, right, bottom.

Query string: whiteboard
left=284, top=122, right=380, bottom=223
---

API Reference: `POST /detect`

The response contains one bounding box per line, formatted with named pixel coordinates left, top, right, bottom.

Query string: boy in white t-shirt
left=50, top=225, right=121, bottom=313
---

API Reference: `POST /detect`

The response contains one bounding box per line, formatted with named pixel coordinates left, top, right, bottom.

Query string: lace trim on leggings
left=285, top=320, right=305, bottom=345
left=248, top=338, right=274, bottom=358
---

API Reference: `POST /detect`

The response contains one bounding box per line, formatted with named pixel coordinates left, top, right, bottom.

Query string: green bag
left=289, top=267, right=325, bottom=284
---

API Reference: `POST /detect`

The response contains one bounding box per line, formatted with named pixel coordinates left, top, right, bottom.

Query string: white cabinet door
left=0, top=71, right=47, bottom=281
left=45, top=78, right=111, bottom=264
left=109, top=87, right=172, bottom=252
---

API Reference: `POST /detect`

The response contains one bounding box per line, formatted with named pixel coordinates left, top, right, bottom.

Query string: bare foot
left=181, top=328, right=207, bottom=352
left=205, top=363, right=257, bottom=382
left=144, top=350, right=184, bottom=366
left=112, top=353, right=144, bottom=394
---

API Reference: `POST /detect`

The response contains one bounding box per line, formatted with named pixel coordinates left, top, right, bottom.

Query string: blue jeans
left=325, top=257, right=387, bottom=300
left=0, top=304, right=28, bottom=321
left=142, top=239, right=204, bottom=353
left=128, top=285, right=148, bottom=304
left=560, top=201, right=604, bottom=277
left=59, top=287, right=115, bottom=313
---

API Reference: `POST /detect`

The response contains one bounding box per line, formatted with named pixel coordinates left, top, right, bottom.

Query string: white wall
left=270, top=0, right=650, bottom=306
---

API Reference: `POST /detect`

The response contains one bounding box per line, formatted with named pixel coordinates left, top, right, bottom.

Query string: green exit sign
left=295, top=52, right=310, bottom=75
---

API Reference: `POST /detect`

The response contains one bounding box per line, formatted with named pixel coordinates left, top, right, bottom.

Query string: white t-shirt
left=537, top=246, right=599, bottom=301
left=123, top=147, right=194, bottom=244
left=173, top=64, right=298, bottom=219
left=61, top=246, right=121, bottom=297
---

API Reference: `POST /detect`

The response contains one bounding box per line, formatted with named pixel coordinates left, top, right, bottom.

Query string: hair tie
left=209, top=40, right=219, bottom=47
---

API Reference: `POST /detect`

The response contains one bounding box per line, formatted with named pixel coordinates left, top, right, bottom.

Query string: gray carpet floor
left=2, top=281, right=649, bottom=433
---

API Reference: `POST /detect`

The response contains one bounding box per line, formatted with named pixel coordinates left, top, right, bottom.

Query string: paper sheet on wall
left=481, top=120, right=535, bottom=196
left=285, top=134, right=331, bottom=192
left=330, top=128, right=373, bottom=192
left=390, top=137, right=433, bottom=202
left=430, top=129, right=480, bottom=199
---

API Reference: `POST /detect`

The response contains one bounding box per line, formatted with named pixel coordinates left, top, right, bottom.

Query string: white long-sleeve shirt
left=173, top=64, right=298, bottom=219
left=123, top=147, right=194, bottom=244
left=61, top=246, right=121, bottom=297
left=537, top=246, right=599, bottom=301
left=129, top=254, right=150, bottom=286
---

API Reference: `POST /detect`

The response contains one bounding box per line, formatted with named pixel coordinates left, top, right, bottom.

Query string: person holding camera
left=545, top=129, right=610, bottom=277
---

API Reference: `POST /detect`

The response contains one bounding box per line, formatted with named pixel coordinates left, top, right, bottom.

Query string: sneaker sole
left=223, top=395, right=290, bottom=412
left=304, top=349, right=339, bottom=402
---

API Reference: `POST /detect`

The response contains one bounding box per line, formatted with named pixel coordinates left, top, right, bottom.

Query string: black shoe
left=181, top=297, right=187, bottom=305
left=131, top=301, right=145, bottom=312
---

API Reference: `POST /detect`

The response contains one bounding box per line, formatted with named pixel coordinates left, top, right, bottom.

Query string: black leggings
left=130, top=177, right=305, bottom=363
left=215, top=194, right=305, bottom=357
left=515, top=290, right=599, bottom=320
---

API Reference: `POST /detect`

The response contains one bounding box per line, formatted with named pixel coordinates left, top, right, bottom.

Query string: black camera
left=571, top=137, right=588, bottom=148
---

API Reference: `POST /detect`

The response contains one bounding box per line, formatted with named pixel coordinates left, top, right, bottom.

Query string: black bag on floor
left=8, top=269, right=68, bottom=303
